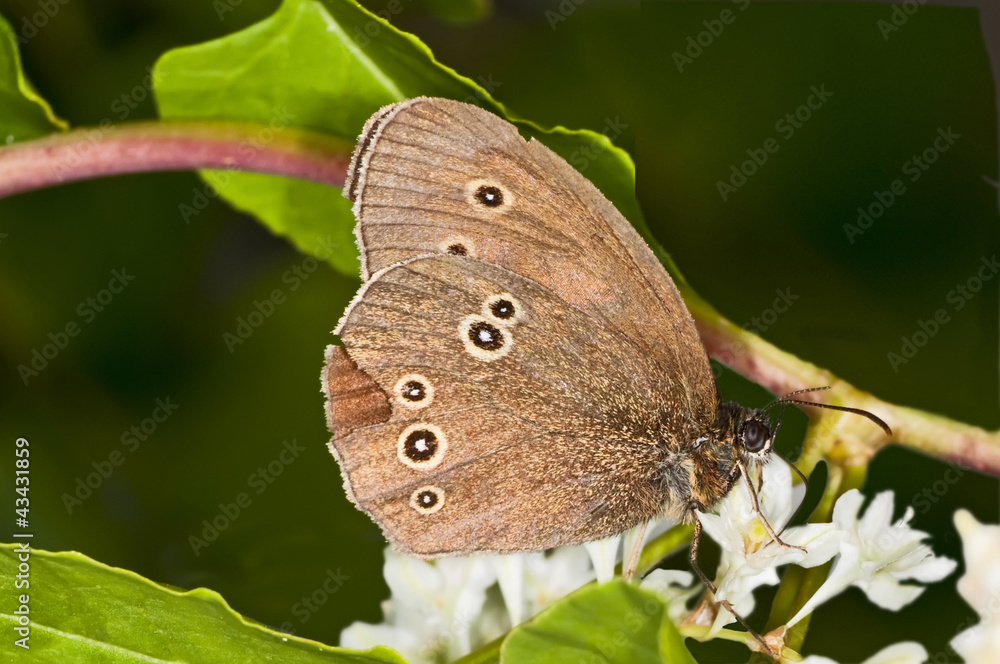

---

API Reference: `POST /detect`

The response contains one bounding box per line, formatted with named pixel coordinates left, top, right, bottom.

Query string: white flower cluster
left=341, top=462, right=972, bottom=663
left=692, top=463, right=956, bottom=637
left=340, top=513, right=680, bottom=662
left=678, top=462, right=956, bottom=663
left=949, top=509, right=1000, bottom=662
left=339, top=545, right=603, bottom=663
left=800, top=506, right=1000, bottom=664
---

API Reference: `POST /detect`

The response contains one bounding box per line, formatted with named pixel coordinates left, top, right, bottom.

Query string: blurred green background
left=0, top=1, right=997, bottom=662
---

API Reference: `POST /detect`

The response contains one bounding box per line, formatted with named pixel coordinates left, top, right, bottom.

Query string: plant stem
left=684, top=286, right=1000, bottom=476
left=681, top=624, right=802, bottom=661
left=4, top=122, right=998, bottom=478
left=0, top=121, right=351, bottom=198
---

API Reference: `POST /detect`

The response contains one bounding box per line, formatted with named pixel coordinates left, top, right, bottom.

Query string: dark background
left=0, top=1, right=997, bottom=662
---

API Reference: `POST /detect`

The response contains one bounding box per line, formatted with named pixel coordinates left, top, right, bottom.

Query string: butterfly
left=321, top=98, right=888, bottom=648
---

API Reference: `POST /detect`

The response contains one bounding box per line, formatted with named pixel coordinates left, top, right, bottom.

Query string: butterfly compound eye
left=743, top=420, right=770, bottom=453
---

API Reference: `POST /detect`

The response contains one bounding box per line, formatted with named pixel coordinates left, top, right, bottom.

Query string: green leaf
left=0, top=544, right=408, bottom=663
left=500, top=579, right=695, bottom=664
left=0, top=12, right=68, bottom=143
left=154, top=0, right=642, bottom=276
left=658, top=609, right=698, bottom=664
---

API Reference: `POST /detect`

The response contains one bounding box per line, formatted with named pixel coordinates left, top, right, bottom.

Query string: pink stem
left=4, top=121, right=997, bottom=476
left=687, top=287, right=1000, bottom=477
left=0, top=121, right=350, bottom=197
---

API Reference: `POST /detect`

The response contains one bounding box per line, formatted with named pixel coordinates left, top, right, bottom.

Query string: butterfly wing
left=325, top=255, right=673, bottom=555
left=345, top=97, right=717, bottom=426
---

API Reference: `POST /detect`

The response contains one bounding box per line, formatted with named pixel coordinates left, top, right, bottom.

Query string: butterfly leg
left=736, top=458, right=805, bottom=553
left=688, top=511, right=718, bottom=594
left=688, top=508, right=780, bottom=660
left=622, top=520, right=648, bottom=580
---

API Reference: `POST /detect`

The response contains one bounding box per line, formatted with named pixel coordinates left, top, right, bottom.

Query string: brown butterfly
left=321, top=98, right=888, bottom=644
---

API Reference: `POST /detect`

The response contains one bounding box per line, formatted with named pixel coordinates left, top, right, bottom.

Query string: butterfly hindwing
left=327, top=254, right=670, bottom=554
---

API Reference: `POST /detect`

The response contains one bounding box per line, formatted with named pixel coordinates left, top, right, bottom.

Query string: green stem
left=681, top=623, right=796, bottom=650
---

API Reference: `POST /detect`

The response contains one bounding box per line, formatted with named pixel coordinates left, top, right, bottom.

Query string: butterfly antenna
left=765, top=386, right=892, bottom=437
left=768, top=400, right=790, bottom=446
left=762, top=386, right=831, bottom=411
left=769, top=400, right=808, bottom=484
left=780, top=399, right=892, bottom=436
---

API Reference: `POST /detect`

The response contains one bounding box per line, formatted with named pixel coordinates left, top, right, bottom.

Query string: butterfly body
left=323, top=98, right=774, bottom=557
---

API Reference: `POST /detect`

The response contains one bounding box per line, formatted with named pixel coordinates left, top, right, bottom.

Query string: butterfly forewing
left=346, top=97, right=717, bottom=425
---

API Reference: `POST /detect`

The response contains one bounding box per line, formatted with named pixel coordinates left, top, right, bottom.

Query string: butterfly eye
left=490, top=299, right=514, bottom=319
left=397, top=423, right=448, bottom=470
left=742, top=420, right=770, bottom=453
left=402, top=381, right=426, bottom=401
left=468, top=321, right=504, bottom=350
left=441, top=237, right=474, bottom=257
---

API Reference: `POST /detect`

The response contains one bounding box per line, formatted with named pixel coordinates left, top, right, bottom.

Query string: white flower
left=788, top=490, right=957, bottom=627
left=949, top=509, right=1000, bottom=663
left=583, top=533, right=621, bottom=585
left=641, top=569, right=700, bottom=623
left=344, top=543, right=602, bottom=661
left=492, top=546, right=595, bottom=626
left=698, top=461, right=841, bottom=635
left=340, top=548, right=499, bottom=663
left=583, top=515, right=676, bottom=584
left=522, top=546, right=595, bottom=617
left=800, top=641, right=928, bottom=664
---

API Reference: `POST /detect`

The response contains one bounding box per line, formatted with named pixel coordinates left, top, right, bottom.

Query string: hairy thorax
left=656, top=401, right=767, bottom=522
